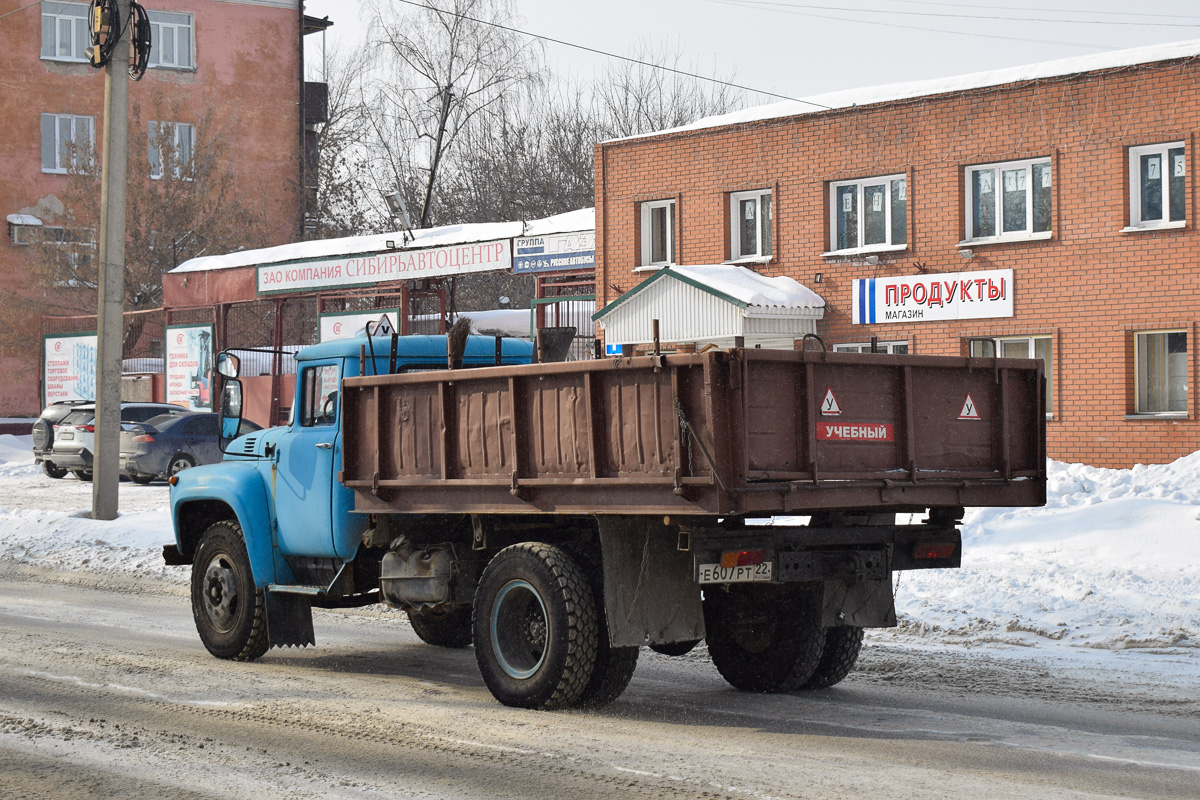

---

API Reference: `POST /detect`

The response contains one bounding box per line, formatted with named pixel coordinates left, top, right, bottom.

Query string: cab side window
left=299, top=364, right=340, bottom=427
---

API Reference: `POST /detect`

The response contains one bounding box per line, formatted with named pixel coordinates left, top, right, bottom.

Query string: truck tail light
left=720, top=549, right=765, bottom=568
left=914, top=543, right=956, bottom=560
left=133, top=434, right=155, bottom=443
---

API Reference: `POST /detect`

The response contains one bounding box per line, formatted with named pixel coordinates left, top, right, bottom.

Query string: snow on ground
left=0, top=432, right=1197, bottom=660
left=0, top=434, right=184, bottom=581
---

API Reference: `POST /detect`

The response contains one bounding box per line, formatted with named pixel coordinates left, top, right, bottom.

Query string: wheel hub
left=491, top=580, right=548, bottom=680
left=202, top=556, right=238, bottom=632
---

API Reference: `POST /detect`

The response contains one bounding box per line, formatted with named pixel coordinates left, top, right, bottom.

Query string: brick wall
left=595, top=58, right=1200, bottom=467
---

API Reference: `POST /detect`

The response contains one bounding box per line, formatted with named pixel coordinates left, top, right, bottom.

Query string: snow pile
left=0, top=431, right=1197, bottom=655
left=888, top=457, right=1200, bottom=652
left=0, top=434, right=185, bottom=582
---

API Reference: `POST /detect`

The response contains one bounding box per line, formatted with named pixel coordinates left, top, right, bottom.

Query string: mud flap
left=598, top=517, right=704, bottom=648
left=820, top=578, right=896, bottom=628
left=266, top=591, right=315, bottom=648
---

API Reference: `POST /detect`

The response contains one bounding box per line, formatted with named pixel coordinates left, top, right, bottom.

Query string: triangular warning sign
left=958, top=394, right=980, bottom=420
left=821, top=388, right=842, bottom=416
left=367, top=314, right=395, bottom=336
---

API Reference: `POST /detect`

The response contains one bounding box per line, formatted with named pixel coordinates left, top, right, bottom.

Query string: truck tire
left=191, top=520, right=270, bottom=662
left=42, top=461, right=68, bottom=479
left=407, top=605, right=473, bottom=648
left=576, top=593, right=638, bottom=708
left=472, top=543, right=598, bottom=709
left=73, top=470, right=93, bottom=482
left=704, top=588, right=826, bottom=693
left=800, top=626, right=864, bottom=690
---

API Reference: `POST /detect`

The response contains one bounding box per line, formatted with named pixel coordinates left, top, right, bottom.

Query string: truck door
left=273, top=361, right=342, bottom=558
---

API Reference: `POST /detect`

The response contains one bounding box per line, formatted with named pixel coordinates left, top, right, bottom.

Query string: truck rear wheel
left=407, top=605, right=473, bottom=648
left=473, top=543, right=598, bottom=709
left=704, top=587, right=826, bottom=693
left=191, top=520, right=270, bottom=662
left=800, top=626, right=864, bottom=690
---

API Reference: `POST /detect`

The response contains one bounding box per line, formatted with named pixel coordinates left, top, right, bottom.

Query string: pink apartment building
left=0, top=0, right=327, bottom=414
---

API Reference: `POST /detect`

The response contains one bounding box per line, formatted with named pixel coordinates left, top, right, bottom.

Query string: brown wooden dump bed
left=340, top=348, right=1046, bottom=517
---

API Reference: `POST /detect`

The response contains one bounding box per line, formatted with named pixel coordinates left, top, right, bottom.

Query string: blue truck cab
left=166, top=333, right=534, bottom=662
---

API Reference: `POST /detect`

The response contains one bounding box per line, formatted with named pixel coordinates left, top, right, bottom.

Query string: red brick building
left=593, top=41, right=1200, bottom=468
left=0, top=0, right=325, bottom=415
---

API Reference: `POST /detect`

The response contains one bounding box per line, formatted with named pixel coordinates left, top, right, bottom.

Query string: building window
left=148, top=121, right=195, bottom=180
left=829, top=175, right=907, bottom=253
left=1135, top=330, right=1187, bottom=415
left=730, top=189, right=772, bottom=260
left=970, top=335, right=1054, bottom=414
left=1128, top=143, right=1186, bottom=229
left=40, top=1, right=89, bottom=62
left=964, top=158, right=1051, bottom=242
left=40, top=113, right=95, bottom=174
left=833, top=341, right=909, bottom=354
left=148, top=10, right=194, bottom=70
left=640, top=199, right=675, bottom=267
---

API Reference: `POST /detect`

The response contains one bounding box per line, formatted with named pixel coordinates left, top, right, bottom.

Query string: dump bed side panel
left=340, top=350, right=1045, bottom=516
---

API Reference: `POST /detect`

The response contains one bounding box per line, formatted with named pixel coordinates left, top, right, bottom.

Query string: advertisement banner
left=513, top=230, right=595, bottom=273
left=257, top=240, right=511, bottom=294
left=165, top=324, right=214, bottom=410
left=852, top=268, right=1014, bottom=324
left=319, top=309, right=401, bottom=342
left=42, top=332, right=97, bottom=406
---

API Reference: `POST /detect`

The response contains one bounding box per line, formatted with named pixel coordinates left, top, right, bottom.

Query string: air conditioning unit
left=9, top=224, right=37, bottom=246
left=7, top=214, right=43, bottom=246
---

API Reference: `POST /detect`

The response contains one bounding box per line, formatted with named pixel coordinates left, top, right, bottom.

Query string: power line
left=706, top=0, right=1115, bottom=50
left=718, top=0, right=1200, bottom=27
left=882, top=0, right=1200, bottom=23
left=383, top=0, right=824, bottom=107
left=0, top=1, right=44, bottom=22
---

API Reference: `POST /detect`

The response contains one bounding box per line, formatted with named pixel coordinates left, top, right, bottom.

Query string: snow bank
left=0, top=431, right=1197, bottom=655
left=0, top=434, right=185, bottom=582
left=887, top=458, right=1200, bottom=652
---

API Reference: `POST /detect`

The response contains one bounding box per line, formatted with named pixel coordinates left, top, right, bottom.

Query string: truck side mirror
left=216, top=352, right=240, bottom=378
left=219, top=379, right=243, bottom=445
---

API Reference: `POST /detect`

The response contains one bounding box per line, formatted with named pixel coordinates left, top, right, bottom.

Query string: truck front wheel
left=408, top=605, right=473, bottom=648
left=704, top=587, right=826, bottom=693
left=473, top=543, right=598, bottom=709
left=191, top=520, right=270, bottom=661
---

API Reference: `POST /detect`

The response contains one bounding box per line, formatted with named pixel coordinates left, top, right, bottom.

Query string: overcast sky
left=302, top=0, right=1200, bottom=107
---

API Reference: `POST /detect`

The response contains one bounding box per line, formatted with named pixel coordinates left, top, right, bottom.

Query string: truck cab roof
left=295, top=334, right=535, bottom=366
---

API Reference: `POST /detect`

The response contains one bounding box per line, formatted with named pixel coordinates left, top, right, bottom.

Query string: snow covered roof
left=595, top=265, right=824, bottom=320
left=7, top=214, right=42, bottom=226
left=594, top=266, right=824, bottom=346
left=612, top=39, right=1200, bottom=143
left=170, top=208, right=595, bottom=275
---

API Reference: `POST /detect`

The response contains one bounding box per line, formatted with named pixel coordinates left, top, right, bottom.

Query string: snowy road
left=1, top=565, right=1197, bottom=800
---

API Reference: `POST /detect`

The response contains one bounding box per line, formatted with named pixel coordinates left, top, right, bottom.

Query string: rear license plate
left=697, top=562, right=773, bottom=584
left=60, top=431, right=74, bottom=439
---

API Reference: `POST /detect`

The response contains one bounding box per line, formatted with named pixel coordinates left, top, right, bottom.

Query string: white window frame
left=41, top=113, right=95, bottom=174
left=1126, top=142, right=1186, bottom=231
left=638, top=199, right=675, bottom=269
left=729, top=189, right=772, bottom=261
left=962, top=157, right=1052, bottom=245
left=970, top=335, right=1055, bottom=417
left=826, top=174, right=907, bottom=255
left=148, top=10, right=195, bottom=70
left=40, top=1, right=89, bottom=62
left=148, top=121, right=195, bottom=180
left=1133, top=329, right=1188, bottom=416
left=833, top=341, right=909, bottom=354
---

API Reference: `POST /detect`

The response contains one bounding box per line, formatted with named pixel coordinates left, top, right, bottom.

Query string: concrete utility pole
left=93, top=0, right=132, bottom=521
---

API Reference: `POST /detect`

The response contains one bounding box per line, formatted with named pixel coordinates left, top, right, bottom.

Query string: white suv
left=49, top=403, right=188, bottom=480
